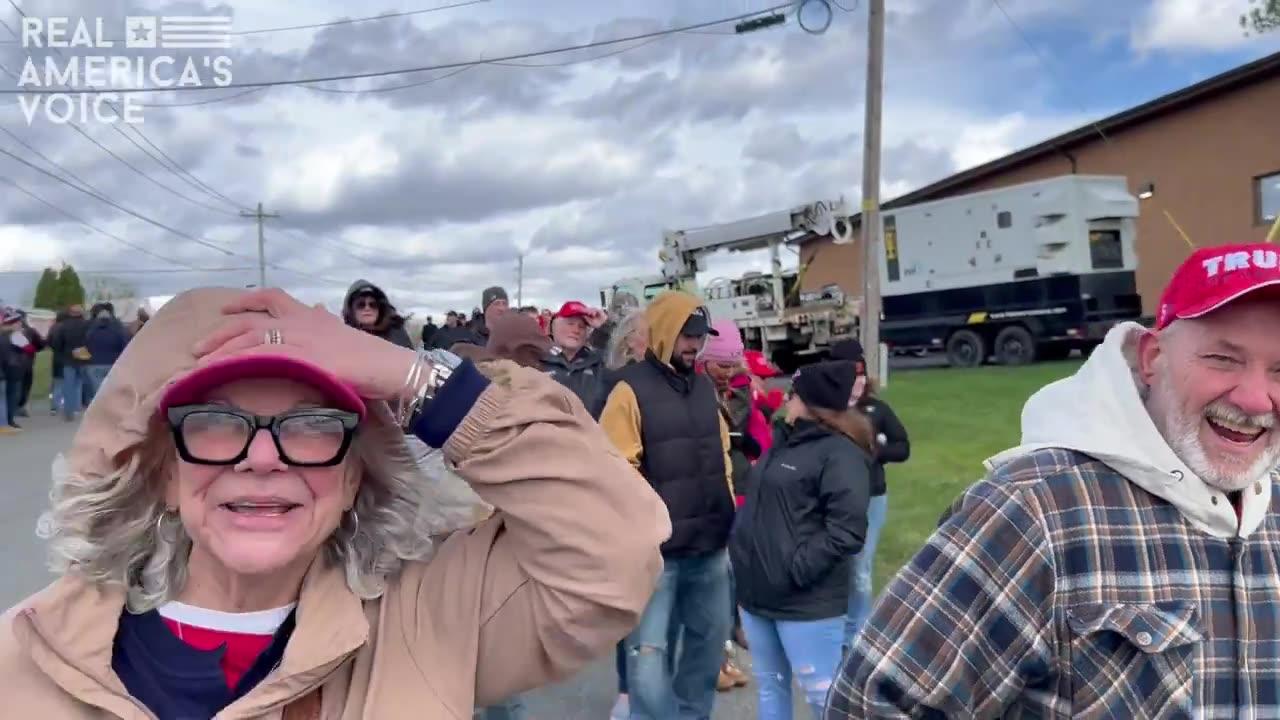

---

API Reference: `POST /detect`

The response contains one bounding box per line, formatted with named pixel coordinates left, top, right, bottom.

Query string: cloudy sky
left=0, top=0, right=1276, bottom=318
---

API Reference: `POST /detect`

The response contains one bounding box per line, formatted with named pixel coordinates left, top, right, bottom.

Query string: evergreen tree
left=55, top=264, right=86, bottom=309
left=33, top=267, right=59, bottom=309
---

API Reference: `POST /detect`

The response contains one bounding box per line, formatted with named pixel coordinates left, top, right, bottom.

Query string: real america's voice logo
left=14, top=16, right=234, bottom=125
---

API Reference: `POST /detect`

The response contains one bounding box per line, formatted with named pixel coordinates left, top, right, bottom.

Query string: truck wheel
left=995, top=326, right=1036, bottom=366
left=946, top=330, right=986, bottom=368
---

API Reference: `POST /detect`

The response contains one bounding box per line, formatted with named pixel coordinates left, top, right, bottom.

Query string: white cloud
left=1132, top=0, right=1254, bottom=51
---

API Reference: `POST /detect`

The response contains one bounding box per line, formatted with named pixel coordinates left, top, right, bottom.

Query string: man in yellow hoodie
left=601, top=290, right=735, bottom=720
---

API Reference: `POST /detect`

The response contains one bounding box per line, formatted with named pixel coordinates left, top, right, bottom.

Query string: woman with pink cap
left=1, top=287, right=670, bottom=719
left=700, top=320, right=774, bottom=499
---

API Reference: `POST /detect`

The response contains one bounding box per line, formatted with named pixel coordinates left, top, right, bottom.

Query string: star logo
left=124, top=17, right=157, bottom=48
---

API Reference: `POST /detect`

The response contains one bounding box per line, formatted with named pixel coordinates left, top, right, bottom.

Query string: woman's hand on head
left=191, top=288, right=416, bottom=400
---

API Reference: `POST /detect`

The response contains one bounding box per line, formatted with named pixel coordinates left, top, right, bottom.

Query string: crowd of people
left=339, top=278, right=911, bottom=719
left=0, top=301, right=145, bottom=433
left=7, top=241, right=1280, bottom=719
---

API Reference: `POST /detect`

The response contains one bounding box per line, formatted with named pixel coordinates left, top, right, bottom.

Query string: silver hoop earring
left=344, top=507, right=359, bottom=539
left=155, top=509, right=181, bottom=543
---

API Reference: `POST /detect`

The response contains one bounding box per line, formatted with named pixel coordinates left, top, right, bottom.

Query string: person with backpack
left=728, top=360, right=873, bottom=719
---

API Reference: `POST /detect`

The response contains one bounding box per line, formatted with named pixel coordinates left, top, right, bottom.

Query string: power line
left=301, top=63, right=475, bottom=94
left=0, top=2, right=799, bottom=95
left=0, top=144, right=237, bottom=256
left=0, top=176, right=225, bottom=269
left=4, top=0, right=250, bottom=212
left=0, top=267, right=255, bottom=275
left=0, top=0, right=491, bottom=45
left=1, top=60, right=239, bottom=216
left=989, top=0, right=1112, bottom=146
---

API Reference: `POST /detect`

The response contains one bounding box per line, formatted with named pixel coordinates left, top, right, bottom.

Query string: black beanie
left=792, top=360, right=857, bottom=412
left=830, top=339, right=864, bottom=363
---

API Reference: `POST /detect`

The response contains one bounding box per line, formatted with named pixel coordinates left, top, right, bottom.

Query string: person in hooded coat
left=831, top=245, right=1280, bottom=717
left=343, top=280, right=413, bottom=349
left=599, top=291, right=735, bottom=720
left=0, top=286, right=670, bottom=720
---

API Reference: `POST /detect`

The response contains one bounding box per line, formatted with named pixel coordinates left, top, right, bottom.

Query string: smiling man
left=829, top=243, right=1280, bottom=718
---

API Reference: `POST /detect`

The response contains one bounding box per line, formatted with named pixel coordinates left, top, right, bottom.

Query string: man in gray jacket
left=542, top=301, right=609, bottom=418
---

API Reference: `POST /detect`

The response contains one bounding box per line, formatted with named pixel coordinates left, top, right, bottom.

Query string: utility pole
left=240, top=202, right=279, bottom=289
left=860, top=0, right=885, bottom=380
left=516, top=252, right=524, bottom=307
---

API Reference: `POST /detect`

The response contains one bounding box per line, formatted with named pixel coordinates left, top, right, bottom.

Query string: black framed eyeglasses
left=166, top=405, right=360, bottom=467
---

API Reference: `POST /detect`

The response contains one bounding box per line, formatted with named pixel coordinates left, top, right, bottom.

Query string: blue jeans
left=475, top=697, right=527, bottom=719
left=740, top=611, right=844, bottom=719
left=845, top=493, right=888, bottom=647
left=85, top=364, right=112, bottom=402
left=0, top=379, right=9, bottom=426
left=626, top=549, right=732, bottom=720
left=60, top=366, right=88, bottom=420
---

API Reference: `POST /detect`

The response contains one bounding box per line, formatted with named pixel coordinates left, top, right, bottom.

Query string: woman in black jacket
left=830, top=340, right=911, bottom=650
left=342, top=279, right=413, bottom=349
left=728, top=360, right=873, bottom=719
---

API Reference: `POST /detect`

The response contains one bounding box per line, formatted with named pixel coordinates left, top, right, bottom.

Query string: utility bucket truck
left=879, top=174, right=1143, bottom=367
left=602, top=200, right=858, bottom=371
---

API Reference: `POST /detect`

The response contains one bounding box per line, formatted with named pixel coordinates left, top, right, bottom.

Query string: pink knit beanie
left=701, top=319, right=744, bottom=363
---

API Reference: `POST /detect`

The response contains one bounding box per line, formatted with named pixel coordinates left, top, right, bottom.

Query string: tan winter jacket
left=0, top=287, right=671, bottom=719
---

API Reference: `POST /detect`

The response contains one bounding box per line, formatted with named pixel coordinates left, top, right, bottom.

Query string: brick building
left=797, top=50, right=1280, bottom=316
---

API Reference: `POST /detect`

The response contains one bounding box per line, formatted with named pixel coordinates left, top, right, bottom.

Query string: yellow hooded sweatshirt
left=599, top=290, right=734, bottom=496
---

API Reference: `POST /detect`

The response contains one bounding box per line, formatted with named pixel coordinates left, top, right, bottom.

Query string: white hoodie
left=984, top=321, right=1272, bottom=539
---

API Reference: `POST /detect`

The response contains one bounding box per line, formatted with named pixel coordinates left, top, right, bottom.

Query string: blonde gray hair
left=37, top=416, right=486, bottom=612
left=606, top=308, right=648, bottom=370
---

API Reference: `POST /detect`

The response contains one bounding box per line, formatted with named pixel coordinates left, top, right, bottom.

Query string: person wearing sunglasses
left=1, top=286, right=670, bottom=720
left=343, top=279, right=413, bottom=349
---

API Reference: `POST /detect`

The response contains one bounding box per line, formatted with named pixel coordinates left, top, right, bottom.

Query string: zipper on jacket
left=1228, top=537, right=1244, bottom=717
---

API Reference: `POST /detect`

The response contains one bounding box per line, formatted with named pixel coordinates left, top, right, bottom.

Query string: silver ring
left=265, top=328, right=284, bottom=345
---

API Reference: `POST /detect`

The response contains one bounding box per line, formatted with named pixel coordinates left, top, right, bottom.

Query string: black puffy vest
left=618, top=355, right=734, bottom=558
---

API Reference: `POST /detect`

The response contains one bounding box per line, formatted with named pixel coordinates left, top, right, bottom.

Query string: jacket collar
left=779, top=419, right=832, bottom=446
left=16, top=557, right=369, bottom=716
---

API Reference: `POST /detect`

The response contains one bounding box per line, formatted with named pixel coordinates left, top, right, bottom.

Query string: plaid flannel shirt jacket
left=829, top=323, right=1280, bottom=719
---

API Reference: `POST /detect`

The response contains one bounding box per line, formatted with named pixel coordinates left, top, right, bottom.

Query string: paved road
left=0, top=403, right=788, bottom=719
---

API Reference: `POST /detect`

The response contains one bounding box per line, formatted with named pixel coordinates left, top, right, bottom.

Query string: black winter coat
left=729, top=420, right=872, bottom=621
left=858, top=396, right=909, bottom=496
left=542, top=346, right=609, bottom=418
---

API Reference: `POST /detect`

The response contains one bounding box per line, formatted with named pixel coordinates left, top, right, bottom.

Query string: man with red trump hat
left=542, top=300, right=610, bottom=418
left=830, top=242, right=1280, bottom=718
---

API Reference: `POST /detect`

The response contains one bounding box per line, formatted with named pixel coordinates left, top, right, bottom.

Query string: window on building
left=997, top=211, right=1012, bottom=229
left=1089, top=230, right=1123, bottom=270
left=1258, top=171, right=1280, bottom=225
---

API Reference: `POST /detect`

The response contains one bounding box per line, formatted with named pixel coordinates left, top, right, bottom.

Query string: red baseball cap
left=555, top=301, right=592, bottom=319
left=744, top=349, right=781, bottom=378
left=1157, top=243, right=1280, bottom=330
left=159, top=355, right=367, bottom=419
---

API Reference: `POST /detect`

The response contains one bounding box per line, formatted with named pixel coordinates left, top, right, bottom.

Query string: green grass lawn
left=872, top=359, right=1082, bottom=589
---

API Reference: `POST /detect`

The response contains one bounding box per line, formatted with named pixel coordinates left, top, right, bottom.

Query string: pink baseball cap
left=1156, top=243, right=1280, bottom=330
left=159, top=354, right=367, bottom=419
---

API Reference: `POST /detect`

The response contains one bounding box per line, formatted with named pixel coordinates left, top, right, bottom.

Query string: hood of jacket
left=985, top=321, right=1273, bottom=538
left=343, top=280, right=404, bottom=335
left=59, top=287, right=488, bottom=565
left=644, top=290, right=704, bottom=370
left=453, top=313, right=551, bottom=369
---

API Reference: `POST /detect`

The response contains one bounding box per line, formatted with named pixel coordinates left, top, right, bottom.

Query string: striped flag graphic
left=160, top=16, right=232, bottom=49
